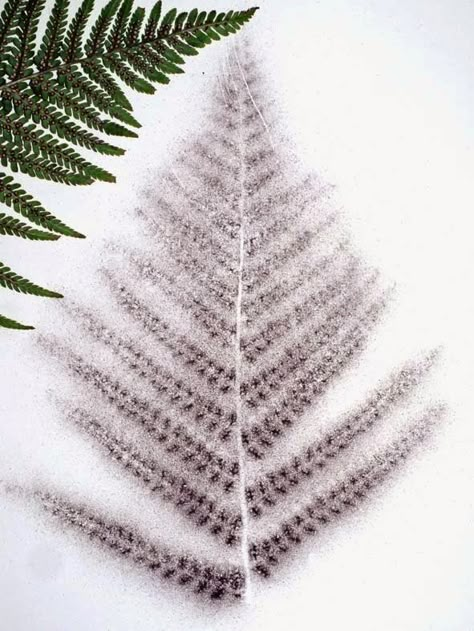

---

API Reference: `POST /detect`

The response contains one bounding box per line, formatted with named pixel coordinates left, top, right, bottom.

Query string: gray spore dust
left=8, top=39, right=446, bottom=604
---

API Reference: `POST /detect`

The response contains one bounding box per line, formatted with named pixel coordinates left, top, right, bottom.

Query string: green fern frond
left=173, top=11, right=188, bottom=31
left=168, top=35, right=199, bottom=56
left=0, top=115, right=116, bottom=181
left=35, top=0, right=69, bottom=70
left=82, top=59, right=132, bottom=110
left=0, top=142, right=94, bottom=184
left=0, top=260, right=63, bottom=296
left=57, top=70, right=141, bottom=127
left=126, top=6, right=145, bottom=46
left=143, top=0, right=161, bottom=40
left=154, top=42, right=185, bottom=65
left=62, top=0, right=94, bottom=63
left=0, top=0, right=258, bottom=330
left=102, top=53, right=154, bottom=93
left=107, top=0, right=133, bottom=51
left=0, top=312, right=34, bottom=329
left=30, top=78, right=138, bottom=137
left=184, top=8, right=198, bottom=27
left=120, top=48, right=170, bottom=84
left=0, top=211, right=60, bottom=238
left=7, top=0, right=46, bottom=80
left=2, top=86, right=126, bottom=154
left=0, top=0, right=24, bottom=64
left=85, top=0, right=121, bottom=56
left=0, top=172, right=84, bottom=236
left=159, top=7, right=177, bottom=30
left=141, top=45, right=183, bottom=74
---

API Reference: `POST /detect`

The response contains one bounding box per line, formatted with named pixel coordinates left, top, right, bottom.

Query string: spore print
left=24, top=42, right=445, bottom=603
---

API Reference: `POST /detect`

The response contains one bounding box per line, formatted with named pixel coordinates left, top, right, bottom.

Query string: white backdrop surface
left=1, top=1, right=473, bottom=630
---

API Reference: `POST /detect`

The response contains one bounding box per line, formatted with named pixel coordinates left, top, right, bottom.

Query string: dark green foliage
left=35, top=0, right=69, bottom=70
left=82, top=59, right=132, bottom=110
left=0, top=261, right=62, bottom=296
left=0, top=172, right=85, bottom=236
left=0, top=0, right=24, bottom=61
left=85, top=0, right=121, bottom=56
left=0, top=312, right=34, bottom=329
left=8, top=0, right=46, bottom=80
left=62, top=0, right=94, bottom=63
left=0, top=212, right=60, bottom=239
left=0, top=0, right=258, bottom=330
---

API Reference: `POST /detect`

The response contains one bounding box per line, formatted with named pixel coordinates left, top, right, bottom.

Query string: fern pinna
left=0, top=0, right=257, bottom=330
left=18, top=44, right=444, bottom=603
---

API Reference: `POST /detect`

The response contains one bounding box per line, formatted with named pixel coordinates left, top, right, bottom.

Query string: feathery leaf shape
left=61, top=0, right=94, bottom=63
left=0, top=0, right=258, bottom=328
left=0, top=260, right=62, bottom=295
left=26, top=45, right=446, bottom=603
left=0, top=311, right=34, bottom=328
left=0, top=172, right=84, bottom=236
left=8, top=0, right=46, bottom=80
left=35, top=0, right=69, bottom=70
left=84, top=0, right=121, bottom=56
left=0, top=211, right=60, bottom=238
left=0, top=0, right=24, bottom=62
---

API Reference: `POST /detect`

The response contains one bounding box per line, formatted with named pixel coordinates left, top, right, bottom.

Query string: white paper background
left=1, top=0, right=473, bottom=629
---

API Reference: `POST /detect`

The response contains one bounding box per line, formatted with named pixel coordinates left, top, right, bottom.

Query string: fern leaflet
left=0, top=260, right=62, bottom=296
left=0, top=312, right=34, bottom=328
left=0, top=211, right=60, bottom=239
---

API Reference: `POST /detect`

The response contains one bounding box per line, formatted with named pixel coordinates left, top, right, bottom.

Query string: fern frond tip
left=0, top=313, right=35, bottom=329
left=0, top=261, right=64, bottom=297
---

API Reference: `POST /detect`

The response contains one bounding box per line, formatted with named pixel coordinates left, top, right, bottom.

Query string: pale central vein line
left=234, top=44, right=275, bottom=150
left=170, top=167, right=187, bottom=191
left=234, top=51, right=252, bottom=602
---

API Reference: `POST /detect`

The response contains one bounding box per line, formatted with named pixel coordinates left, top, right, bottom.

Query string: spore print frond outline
left=24, top=41, right=445, bottom=602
